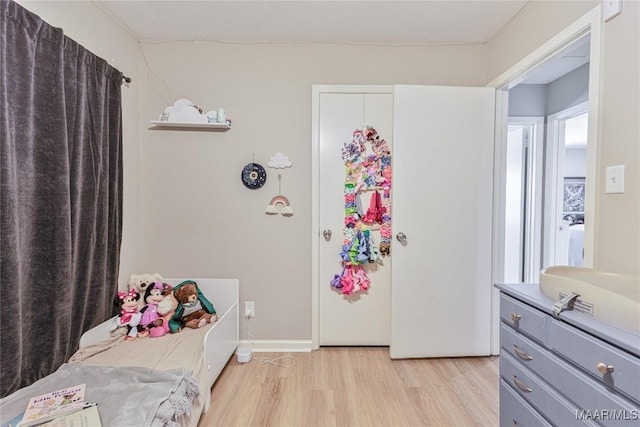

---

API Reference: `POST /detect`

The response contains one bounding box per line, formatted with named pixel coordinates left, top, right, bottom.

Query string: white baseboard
left=238, top=340, right=312, bottom=352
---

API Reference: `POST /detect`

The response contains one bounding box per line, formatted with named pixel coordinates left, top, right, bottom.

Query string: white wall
left=547, top=63, right=590, bottom=115
left=16, top=0, right=638, bottom=346
left=487, top=1, right=599, bottom=81
left=16, top=1, right=141, bottom=287
left=489, top=0, right=639, bottom=274
left=487, top=0, right=640, bottom=274
left=565, top=148, right=588, bottom=177
left=509, top=84, right=546, bottom=116
left=596, top=0, right=640, bottom=273
left=509, top=63, right=590, bottom=117
left=137, top=41, right=487, bottom=341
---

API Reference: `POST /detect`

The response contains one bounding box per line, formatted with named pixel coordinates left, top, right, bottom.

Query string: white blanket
left=0, top=363, right=200, bottom=427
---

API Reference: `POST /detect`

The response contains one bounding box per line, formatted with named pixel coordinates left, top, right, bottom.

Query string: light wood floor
left=198, top=348, right=499, bottom=427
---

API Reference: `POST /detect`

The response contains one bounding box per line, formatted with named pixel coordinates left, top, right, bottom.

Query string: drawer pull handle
left=596, top=362, right=615, bottom=375
left=512, top=375, right=532, bottom=393
left=511, top=313, right=522, bottom=322
left=513, top=345, right=533, bottom=360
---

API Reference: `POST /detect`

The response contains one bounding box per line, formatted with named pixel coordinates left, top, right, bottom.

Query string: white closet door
left=318, top=92, right=393, bottom=345
left=390, top=85, right=495, bottom=358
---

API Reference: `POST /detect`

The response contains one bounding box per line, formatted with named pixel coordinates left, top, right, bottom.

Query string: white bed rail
left=75, top=278, right=239, bottom=417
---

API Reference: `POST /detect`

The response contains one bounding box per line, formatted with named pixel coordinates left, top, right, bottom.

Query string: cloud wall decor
left=267, top=152, right=292, bottom=169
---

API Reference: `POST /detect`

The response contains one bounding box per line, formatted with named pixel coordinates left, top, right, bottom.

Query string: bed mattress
left=69, top=320, right=217, bottom=423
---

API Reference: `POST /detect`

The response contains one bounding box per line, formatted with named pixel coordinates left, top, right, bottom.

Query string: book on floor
left=17, top=384, right=85, bottom=427
left=39, top=405, right=102, bottom=427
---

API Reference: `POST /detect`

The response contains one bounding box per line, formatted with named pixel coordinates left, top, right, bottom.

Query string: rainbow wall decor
left=265, top=195, right=294, bottom=216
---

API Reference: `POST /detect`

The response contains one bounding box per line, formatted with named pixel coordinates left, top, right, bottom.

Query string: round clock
left=241, top=162, right=267, bottom=189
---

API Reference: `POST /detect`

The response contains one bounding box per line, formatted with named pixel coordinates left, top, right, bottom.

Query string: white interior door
left=318, top=90, right=393, bottom=345
left=545, top=106, right=589, bottom=268
left=504, top=124, right=526, bottom=283
left=390, top=85, right=495, bottom=358
left=504, top=118, right=544, bottom=284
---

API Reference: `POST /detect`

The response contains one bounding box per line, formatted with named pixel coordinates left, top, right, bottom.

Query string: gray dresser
left=495, top=283, right=640, bottom=426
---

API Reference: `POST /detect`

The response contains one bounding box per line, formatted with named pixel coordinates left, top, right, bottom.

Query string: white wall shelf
left=149, top=121, right=231, bottom=131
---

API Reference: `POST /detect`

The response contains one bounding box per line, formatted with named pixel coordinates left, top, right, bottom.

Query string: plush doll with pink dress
left=111, top=289, right=142, bottom=341
left=137, top=282, right=165, bottom=337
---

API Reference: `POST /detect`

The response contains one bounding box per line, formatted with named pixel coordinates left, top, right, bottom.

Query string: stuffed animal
left=111, top=289, right=143, bottom=341
left=128, top=273, right=163, bottom=301
left=137, top=282, right=166, bottom=337
left=149, top=284, right=177, bottom=338
left=169, top=280, right=216, bottom=332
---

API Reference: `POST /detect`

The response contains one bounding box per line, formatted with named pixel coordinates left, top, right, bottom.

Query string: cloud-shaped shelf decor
left=161, top=98, right=208, bottom=124
left=267, top=152, right=292, bottom=169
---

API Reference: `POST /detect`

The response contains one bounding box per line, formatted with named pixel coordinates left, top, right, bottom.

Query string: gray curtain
left=1, top=1, right=123, bottom=398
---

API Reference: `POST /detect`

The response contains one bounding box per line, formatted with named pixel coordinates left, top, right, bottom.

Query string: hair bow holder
left=265, top=153, right=294, bottom=216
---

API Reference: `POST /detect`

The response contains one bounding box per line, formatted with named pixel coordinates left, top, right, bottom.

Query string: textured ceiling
left=95, top=0, right=529, bottom=44
left=95, top=0, right=588, bottom=85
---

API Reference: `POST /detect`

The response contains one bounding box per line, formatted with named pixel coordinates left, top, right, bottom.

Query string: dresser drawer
left=501, top=352, right=599, bottom=426
left=501, top=323, right=550, bottom=381
left=549, top=318, right=640, bottom=405
left=503, top=332, right=639, bottom=425
left=501, top=294, right=548, bottom=345
left=500, top=379, right=551, bottom=427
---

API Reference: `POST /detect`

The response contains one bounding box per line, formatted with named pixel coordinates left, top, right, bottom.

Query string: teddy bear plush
left=128, top=273, right=163, bottom=307
left=128, top=273, right=163, bottom=296
left=169, top=280, right=216, bottom=332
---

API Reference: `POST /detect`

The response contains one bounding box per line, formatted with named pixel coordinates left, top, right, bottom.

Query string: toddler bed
left=0, top=278, right=239, bottom=427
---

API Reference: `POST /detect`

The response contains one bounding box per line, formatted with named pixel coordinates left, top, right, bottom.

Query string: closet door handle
left=513, top=345, right=533, bottom=360
left=512, top=375, right=532, bottom=393
left=323, top=229, right=332, bottom=241
left=396, top=232, right=407, bottom=243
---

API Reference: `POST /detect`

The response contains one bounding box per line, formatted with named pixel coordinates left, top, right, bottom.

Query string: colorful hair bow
left=333, top=126, right=392, bottom=295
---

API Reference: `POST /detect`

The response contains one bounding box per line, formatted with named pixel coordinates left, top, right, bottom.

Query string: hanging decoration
left=265, top=153, right=293, bottom=215
left=267, top=152, right=293, bottom=169
left=331, top=127, right=392, bottom=295
left=265, top=173, right=294, bottom=216
left=241, top=162, right=267, bottom=189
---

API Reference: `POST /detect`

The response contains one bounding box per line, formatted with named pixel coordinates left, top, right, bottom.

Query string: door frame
left=545, top=102, right=589, bottom=268
left=488, top=5, right=602, bottom=354
left=311, top=85, right=393, bottom=350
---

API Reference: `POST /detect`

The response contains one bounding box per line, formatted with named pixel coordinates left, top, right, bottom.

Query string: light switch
left=605, top=165, right=625, bottom=194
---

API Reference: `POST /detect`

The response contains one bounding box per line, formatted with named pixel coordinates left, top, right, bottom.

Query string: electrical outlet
left=244, top=301, right=255, bottom=318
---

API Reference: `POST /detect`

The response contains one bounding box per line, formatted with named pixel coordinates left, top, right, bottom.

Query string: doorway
left=489, top=7, right=601, bottom=353
left=501, top=36, right=593, bottom=285
left=546, top=106, right=589, bottom=268
left=505, top=55, right=590, bottom=284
